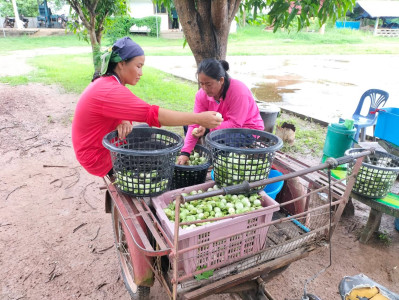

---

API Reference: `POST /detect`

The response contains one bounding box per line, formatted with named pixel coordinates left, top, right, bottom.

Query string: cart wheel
left=111, top=201, right=150, bottom=300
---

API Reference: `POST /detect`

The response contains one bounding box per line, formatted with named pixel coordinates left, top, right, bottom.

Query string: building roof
left=356, top=1, right=399, bottom=18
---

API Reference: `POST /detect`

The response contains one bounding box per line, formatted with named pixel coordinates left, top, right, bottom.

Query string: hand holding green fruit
left=177, top=150, right=208, bottom=166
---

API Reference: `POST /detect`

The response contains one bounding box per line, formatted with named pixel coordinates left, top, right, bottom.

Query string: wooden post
left=360, top=208, right=382, bottom=243
left=373, top=17, right=379, bottom=36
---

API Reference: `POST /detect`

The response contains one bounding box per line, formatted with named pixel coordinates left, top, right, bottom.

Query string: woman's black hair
left=92, top=57, right=134, bottom=82
left=197, top=58, right=231, bottom=100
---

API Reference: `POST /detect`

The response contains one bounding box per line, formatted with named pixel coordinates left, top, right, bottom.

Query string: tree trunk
left=11, top=0, right=23, bottom=29
left=175, top=0, right=241, bottom=65
left=67, top=0, right=106, bottom=72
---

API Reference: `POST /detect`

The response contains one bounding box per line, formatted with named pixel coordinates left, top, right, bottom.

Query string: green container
left=323, top=122, right=356, bottom=158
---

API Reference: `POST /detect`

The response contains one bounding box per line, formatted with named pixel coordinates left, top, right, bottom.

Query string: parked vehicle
left=3, top=15, right=29, bottom=28
left=3, top=16, right=15, bottom=28
left=37, top=1, right=68, bottom=28
left=55, top=14, right=68, bottom=28
left=20, top=15, right=29, bottom=28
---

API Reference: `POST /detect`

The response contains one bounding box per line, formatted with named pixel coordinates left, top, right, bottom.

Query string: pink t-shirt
left=72, top=76, right=160, bottom=177
left=181, top=78, right=264, bottom=153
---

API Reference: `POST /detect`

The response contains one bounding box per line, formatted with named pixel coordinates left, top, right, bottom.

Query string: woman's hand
left=197, top=111, right=223, bottom=129
left=177, top=155, right=190, bottom=165
left=116, top=121, right=133, bottom=139
left=192, top=126, right=206, bottom=138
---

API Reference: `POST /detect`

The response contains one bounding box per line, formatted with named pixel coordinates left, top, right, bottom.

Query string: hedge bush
left=104, top=15, right=161, bottom=42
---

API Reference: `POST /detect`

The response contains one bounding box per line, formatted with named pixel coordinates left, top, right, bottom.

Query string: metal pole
left=155, top=9, right=159, bottom=38
left=43, top=0, right=50, bottom=28
left=172, top=195, right=181, bottom=300
left=374, top=17, right=379, bottom=36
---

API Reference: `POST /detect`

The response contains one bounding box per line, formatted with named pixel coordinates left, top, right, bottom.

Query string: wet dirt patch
left=251, top=75, right=302, bottom=102
left=251, top=74, right=358, bottom=103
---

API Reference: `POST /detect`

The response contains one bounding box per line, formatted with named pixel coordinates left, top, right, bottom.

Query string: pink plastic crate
left=151, top=181, right=280, bottom=275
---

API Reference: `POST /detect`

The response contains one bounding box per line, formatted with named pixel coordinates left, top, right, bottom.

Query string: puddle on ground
left=251, top=74, right=357, bottom=102
left=251, top=75, right=302, bottom=102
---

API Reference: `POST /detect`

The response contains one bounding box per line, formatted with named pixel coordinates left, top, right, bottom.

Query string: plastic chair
left=340, top=89, right=389, bottom=142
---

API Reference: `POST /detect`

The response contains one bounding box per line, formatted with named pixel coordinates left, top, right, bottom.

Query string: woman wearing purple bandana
left=72, top=37, right=223, bottom=177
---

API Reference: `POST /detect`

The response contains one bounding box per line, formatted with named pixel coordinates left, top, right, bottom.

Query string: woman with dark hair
left=72, top=37, right=222, bottom=177
left=177, top=58, right=264, bottom=165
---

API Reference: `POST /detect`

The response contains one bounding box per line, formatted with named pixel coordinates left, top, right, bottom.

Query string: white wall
left=129, top=0, right=169, bottom=32
left=230, top=19, right=237, bottom=33
left=129, top=0, right=154, bottom=18
left=159, top=14, right=169, bottom=31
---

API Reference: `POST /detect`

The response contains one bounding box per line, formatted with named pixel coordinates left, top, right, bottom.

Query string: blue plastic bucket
left=264, top=169, right=284, bottom=199
left=211, top=169, right=284, bottom=199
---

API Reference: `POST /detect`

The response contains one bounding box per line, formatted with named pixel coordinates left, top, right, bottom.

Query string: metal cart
left=103, top=150, right=372, bottom=300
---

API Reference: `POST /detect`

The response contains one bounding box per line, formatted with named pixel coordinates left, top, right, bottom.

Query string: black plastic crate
left=345, top=148, right=399, bottom=199
left=103, top=128, right=183, bottom=197
left=205, top=128, right=283, bottom=190
left=171, top=144, right=212, bottom=189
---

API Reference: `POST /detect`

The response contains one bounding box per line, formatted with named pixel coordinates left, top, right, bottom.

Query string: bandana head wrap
left=100, top=37, right=145, bottom=76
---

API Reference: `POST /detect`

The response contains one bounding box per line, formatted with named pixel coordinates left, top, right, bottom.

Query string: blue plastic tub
left=375, top=107, right=399, bottom=146
left=335, top=21, right=360, bottom=30
left=211, top=169, right=284, bottom=199
left=264, top=169, right=284, bottom=199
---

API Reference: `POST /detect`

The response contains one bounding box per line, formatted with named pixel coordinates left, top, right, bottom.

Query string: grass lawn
left=0, top=34, right=88, bottom=54
left=228, top=26, right=399, bottom=55
left=1, top=25, right=399, bottom=55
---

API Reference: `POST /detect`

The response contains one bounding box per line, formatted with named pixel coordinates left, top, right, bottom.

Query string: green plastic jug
left=323, top=122, right=356, bottom=158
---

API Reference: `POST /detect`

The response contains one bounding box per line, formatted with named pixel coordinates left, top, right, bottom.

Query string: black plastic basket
left=171, top=144, right=212, bottom=189
left=345, top=148, right=399, bottom=199
left=102, top=128, right=183, bottom=197
left=205, top=128, right=283, bottom=190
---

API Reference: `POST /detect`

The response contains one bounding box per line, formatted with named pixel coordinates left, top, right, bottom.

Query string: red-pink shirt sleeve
left=101, top=85, right=161, bottom=127
left=212, top=93, right=249, bottom=131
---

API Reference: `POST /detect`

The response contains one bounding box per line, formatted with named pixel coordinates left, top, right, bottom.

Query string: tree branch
left=96, top=10, right=109, bottom=41
left=211, top=0, right=228, bottom=31
left=67, top=0, right=92, bottom=30
left=228, top=0, right=241, bottom=23
left=92, top=0, right=101, bottom=12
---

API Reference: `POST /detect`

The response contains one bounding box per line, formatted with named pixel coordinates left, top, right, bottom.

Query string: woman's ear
left=115, top=61, right=124, bottom=72
left=219, top=77, right=225, bottom=85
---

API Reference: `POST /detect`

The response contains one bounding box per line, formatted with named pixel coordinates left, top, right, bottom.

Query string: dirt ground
left=1, top=82, right=399, bottom=300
